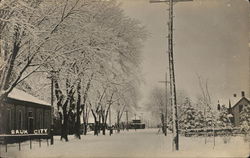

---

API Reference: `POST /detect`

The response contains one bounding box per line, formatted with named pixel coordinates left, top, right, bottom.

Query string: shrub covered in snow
left=179, top=98, right=205, bottom=131
left=217, top=105, right=232, bottom=128
left=240, top=105, right=250, bottom=142
left=240, top=105, right=250, bottom=133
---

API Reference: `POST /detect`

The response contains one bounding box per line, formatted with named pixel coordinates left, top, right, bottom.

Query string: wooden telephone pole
left=109, top=106, right=112, bottom=126
left=49, top=70, right=57, bottom=145
left=159, top=72, right=170, bottom=136
left=150, top=0, right=193, bottom=151
left=125, top=110, right=129, bottom=131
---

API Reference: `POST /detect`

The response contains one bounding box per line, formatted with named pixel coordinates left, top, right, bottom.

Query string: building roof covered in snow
left=7, top=88, right=51, bottom=107
left=219, top=91, right=250, bottom=108
left=230, top=97, right=250, bottom=108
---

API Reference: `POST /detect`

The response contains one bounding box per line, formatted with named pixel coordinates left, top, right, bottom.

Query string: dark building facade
left=0, top=88, right=51, bottom=135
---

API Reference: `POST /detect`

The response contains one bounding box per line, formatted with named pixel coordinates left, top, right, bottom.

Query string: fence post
left=19, top=139, right=21, bottom=151
left=39, top=139, right=41, bottom=147
left=4, top=137, right=7, bottom=153
left=30, top=137, right=32, bottom=149
left=0, top=137, right=3, bottom=156
left=213, top=125, right=215, bottom=149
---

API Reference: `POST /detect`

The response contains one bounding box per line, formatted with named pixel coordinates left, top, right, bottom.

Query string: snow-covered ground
left=1, top=129, right=249, bottom=158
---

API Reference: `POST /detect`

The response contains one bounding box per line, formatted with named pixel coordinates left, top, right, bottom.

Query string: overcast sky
left=119, top=0, right=249, bottom=110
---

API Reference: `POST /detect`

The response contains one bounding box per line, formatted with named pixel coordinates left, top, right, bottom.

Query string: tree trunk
left=74, top=115, right=81, bottom=139
left=102, top=127, right=106, bottom=135
left=2, top=42, right=20, bottom=89
left=98, top=115, right=101, bottom=134
left=102, top=122, right=106, bottom=135
left=82, top=108, right=88, bottom=135
left=117, top=113, right=120, bottom=133
left=74, top=80, right=81, bottom=139
left=94, top=121, right=98, bottom=136
left=0, top=35, right=20, bottom=91
left=83, top=122, right=88, bottom=135
left=91, top=109, right=98, bottom=136
left=101, top=112, right=106, bottom=135
left=55, top=79, right=73, bottom=142
left=61, top=115, right=69, bottom=142
left=81, top=74, right=93, bottom=135
left=0, top=91, right=8, bottom=103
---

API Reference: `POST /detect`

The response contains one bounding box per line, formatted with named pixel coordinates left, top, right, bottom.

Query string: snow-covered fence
left=180, top=127, right=241, bottom=137
left=0, top=134, right=50, bottom=153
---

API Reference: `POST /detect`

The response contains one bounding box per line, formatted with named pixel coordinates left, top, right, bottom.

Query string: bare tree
left=197, top=75, right=215, bottom=144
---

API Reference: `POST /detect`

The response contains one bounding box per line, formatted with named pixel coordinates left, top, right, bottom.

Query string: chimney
left=241, top=91, right=245, bottom=97
left=217, top=100, right=221, bottom=111
left=233, top=94, right=237, bottom=97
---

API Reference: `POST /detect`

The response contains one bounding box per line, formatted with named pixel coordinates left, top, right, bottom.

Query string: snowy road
left=1, top=129, right=249, bottom=158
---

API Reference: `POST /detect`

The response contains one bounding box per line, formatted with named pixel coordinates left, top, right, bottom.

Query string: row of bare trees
left=0, top=0, right=146, bottom=141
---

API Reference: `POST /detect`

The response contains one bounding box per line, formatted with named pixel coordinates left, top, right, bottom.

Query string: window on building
left=44, top=112, right=48, bottom=128
left=7, top=109, right=12, bottom=132
left=28, top=111, right=33, bottom=118
left=18, top=110, right=22, bottom=129
left=239, top=105, right=243, bottom=112
left=38, top=112, right=43, bottom=129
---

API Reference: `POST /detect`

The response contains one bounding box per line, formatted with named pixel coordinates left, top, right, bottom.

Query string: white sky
left=119, top=0, right=250, bottom=111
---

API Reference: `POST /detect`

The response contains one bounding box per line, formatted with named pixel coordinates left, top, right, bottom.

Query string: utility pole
left=109, top=107, right=111, bottom=126
left=149, top=0, right=193, bottom=151
left=125, top=110, right=129, bottom=131
left=49, top=70, right=57, bottom=145
left=159, top=72, right=170, bottom=136
left=169, top=0, right=179, bottom=151
left=134, top=113, right=137, bottom=131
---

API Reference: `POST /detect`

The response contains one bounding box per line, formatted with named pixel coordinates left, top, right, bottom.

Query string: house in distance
left=229, top=91, right=250, bottom=127
left=219, top=91, right=250, bottom=127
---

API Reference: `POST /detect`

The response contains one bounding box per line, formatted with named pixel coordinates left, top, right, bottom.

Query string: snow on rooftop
left=8, top=88, right=51, bottom=106
left=219, top=96, right=250, bottom=108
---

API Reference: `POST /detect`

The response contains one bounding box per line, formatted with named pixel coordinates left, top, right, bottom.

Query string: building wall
left=0, top=100, right=51, bottom=135
left=232, top=98, right=250, bottom=127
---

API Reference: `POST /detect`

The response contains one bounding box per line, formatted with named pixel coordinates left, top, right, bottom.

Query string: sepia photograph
left=0, top=0, right=249, bottom=157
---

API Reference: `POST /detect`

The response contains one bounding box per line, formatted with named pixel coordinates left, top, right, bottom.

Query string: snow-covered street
left=1, top=129, right=249, bottom=158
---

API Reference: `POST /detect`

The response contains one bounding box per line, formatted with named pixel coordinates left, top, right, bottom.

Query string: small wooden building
left=0, top=88, right=51, bottom=135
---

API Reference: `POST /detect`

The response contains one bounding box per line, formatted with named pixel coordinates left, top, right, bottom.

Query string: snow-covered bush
left=179, top=98, right=205, bottom=131
left=240, top=105, right=250, bottom=133
left=240, top=105, right=250, bottom=142
left=217, top=105, right=232, bottom=128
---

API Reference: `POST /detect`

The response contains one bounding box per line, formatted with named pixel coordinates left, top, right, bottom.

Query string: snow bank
left=1, top=129, right=249, bottom=158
